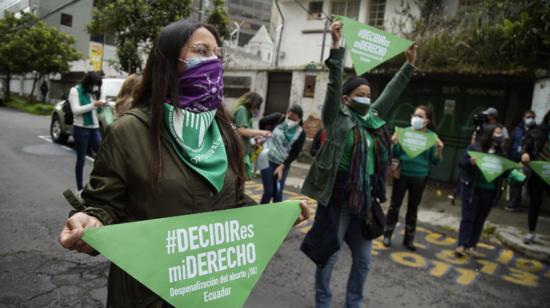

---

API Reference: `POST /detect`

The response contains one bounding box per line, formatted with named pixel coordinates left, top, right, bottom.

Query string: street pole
left=198, top=0, right=204, bottom=22
left=320, top=18, right=329, bottom=62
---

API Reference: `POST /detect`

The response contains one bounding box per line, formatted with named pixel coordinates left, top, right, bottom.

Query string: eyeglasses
left=182, top=43, right=226, bottom=62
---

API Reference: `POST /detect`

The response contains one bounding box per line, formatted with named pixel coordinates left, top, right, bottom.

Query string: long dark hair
left=237, top=92, right=263, bottom=111
left=478, top=124, right=500, bottom=153
left=134, top=20, right=245, bottom=190
left=416, top=105, right=436, bottom=131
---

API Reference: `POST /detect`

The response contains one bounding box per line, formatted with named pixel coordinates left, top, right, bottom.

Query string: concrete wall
left=532, top=77, right=550, bottom=123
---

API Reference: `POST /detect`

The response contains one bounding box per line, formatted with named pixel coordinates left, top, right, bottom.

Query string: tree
left=89, top=0, right=192, bottom=74
left=206, top=0, right=230, bottom=40
left=0, top=12, right=82, bottom=101
left=402, top=0, right=550, bottom=74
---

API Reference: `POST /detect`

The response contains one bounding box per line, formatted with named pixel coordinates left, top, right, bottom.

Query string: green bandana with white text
left=163, top=104, right=228, bottom=192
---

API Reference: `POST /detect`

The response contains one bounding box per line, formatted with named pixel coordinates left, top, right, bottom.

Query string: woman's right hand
left=259, top=130, right=272, bottom=138
left=521, top=153, right=531, bottom=164
left=59, top=212, right=103, bottom=254
left=391, top=132, right=399, bottom=144
left=470, top=157, right=477, bottom=166
left=93, top=100, right=106, bottom=108
left=330, top=21, right=343, bottom=49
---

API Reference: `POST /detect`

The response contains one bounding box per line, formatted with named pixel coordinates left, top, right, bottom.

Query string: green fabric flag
left=529, top=161, right=550, bottom=186
left=396, top=127, right=437, bottom=159
left=163, top=104, right=228, bottom=192
left=467, top=151, right=518, bottom=182
left=83, top=201, right=301, bottom=308
left=337, top=16, right=413, bottom=75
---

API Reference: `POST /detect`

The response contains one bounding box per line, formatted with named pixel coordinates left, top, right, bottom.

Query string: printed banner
left=88, top=42, right=103, bottom=72
left=337, top=16, right=413, bottom=75
left=529, top=161, right=550, bottom=186
left=396, top=127, right=437, bottom=158
left=82, top=201, right=301, bottom=308
left=467, top=151, right=518, bottom=182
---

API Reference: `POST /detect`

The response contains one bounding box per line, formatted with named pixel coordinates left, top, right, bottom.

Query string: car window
left=100, top=79, right=124, bottom=102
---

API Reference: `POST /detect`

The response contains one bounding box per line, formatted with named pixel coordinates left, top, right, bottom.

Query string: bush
left=5, top=95, right=54, bottom=115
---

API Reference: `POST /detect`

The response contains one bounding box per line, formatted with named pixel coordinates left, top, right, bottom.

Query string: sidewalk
left=285, top=161, right=550, bottom=263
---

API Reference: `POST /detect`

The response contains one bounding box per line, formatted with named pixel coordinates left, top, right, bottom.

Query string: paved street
left=1, top=107, right=549, bottom=307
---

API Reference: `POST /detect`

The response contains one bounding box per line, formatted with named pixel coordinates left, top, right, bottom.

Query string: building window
left=368, top=0, right=386, bottom=28
left=331, top=0, right=360, bottom=20
left=224, top=76, right=252, bottom=98
left=303, top=75, right=316, bottom=98
left=308, top=1, right=324, bottom=20
left=60, top=13, right=72, bottom=27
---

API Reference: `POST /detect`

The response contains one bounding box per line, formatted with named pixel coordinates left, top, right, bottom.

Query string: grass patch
left=4, top=95, right=54, bottom=115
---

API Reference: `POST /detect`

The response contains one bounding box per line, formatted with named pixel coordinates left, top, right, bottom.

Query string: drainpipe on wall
left=320, top=17, right=330, bottom=62
left=274, top=0, right=284, bottom=67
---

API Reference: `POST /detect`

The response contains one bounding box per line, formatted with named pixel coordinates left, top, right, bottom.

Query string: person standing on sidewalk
left=68, top=71, right=106, bottom=191
left=58, top=20, right=310, bottom=306
left=300, top=20, right=417, bottom=307
left=521, top=110, right=550, bottom=244
left=383, top=105, right=444, bottom=251
left=232, top=92, right=272, bottom=178
left=258, top=104, right=306, bottom=204
left=456, top=125, right=507, bottom=258
left=506, top=110, right=537, bottom=212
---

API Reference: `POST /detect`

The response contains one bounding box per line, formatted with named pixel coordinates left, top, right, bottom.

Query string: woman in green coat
left=300, top=21, right=417, bottom=307
left=58, top=20, right=309, bottom=307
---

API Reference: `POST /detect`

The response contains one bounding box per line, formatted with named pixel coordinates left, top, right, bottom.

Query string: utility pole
left=198, top=0, right=204, bottom=22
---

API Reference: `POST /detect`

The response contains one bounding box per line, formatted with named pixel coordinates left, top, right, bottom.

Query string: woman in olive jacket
left=300, top=21, right=417, bottom=307
left=58, top=20, right=308, bottom=307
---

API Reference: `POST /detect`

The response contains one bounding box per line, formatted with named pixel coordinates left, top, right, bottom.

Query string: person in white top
left=69, top=71, right=106, bottom=190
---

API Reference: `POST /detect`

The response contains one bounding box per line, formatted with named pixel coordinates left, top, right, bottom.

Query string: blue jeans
left=315, top=206, right=372, bottom=308
left=73, top=126, right=101, bottom=190
left=260, top=161, right=290, bottom=204
left=458, top=187, right=495, bottom=248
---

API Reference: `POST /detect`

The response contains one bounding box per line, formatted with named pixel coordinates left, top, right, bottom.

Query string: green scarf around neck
left=163, top=104, right=228, bottom=192
left=76, top=84, right=95, bottom=126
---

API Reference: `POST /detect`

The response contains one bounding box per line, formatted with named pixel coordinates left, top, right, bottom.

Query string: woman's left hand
left=436, top=138, right=444, bottom=150
left=274, top=164, right=285, bottom=181
left=405, top=43, right=417, bottom=66
left=294, top=200, right=311, bottom=226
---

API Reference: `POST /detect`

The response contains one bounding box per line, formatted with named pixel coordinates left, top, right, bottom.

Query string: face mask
left=286, top=118, right=299, bottom=128
left=181, top=55, right=218, bottom=70
left=175, top=58, right=224, bottom=112
left=525, top=118, right=536, bottom=127
left=411, top=116, right=425, bottom=130
left=92, top=85, right=100, bottom=92
left=347, top=96, right=371, bottom=115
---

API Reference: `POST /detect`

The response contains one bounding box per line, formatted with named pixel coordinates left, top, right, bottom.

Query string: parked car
left=50, top=77, right=125, bottom=144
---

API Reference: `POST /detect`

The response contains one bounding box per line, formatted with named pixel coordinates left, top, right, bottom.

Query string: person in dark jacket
left=456, top=125, right=507, bottom=258
left=300, top=21, right=417, bottom=307
left=258, top=104, right=306, bottom=204
left=383, top=105, right=444, bottom=251
left=521, top=109, right=550, bottom=244
left=506, top=110, right=537, bottom=211
left=58, top=20, right=310, bottom=307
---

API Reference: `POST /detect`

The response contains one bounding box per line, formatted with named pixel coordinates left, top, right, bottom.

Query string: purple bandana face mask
left=175, top=58, right=224, bottom=113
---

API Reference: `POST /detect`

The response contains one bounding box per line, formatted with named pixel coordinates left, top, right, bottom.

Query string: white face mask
left=92, top=85, right=100, bottom=92
left=285, top=118, right=299, bottom=128
left=411, top=116, right=425, bottom=130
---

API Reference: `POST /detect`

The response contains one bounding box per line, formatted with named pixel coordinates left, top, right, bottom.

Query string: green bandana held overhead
left=163, top=104, right=228, bottom=192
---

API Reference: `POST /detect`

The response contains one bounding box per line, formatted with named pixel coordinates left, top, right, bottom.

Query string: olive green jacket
left=80, top=107, right=252, bottom=307
left=301, top=48, right=415, bottom=206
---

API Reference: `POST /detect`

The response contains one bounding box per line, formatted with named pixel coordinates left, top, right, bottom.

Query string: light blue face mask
left=352, top=96, right=371, bottom=105
left=179, top=55, right=218, bottom=70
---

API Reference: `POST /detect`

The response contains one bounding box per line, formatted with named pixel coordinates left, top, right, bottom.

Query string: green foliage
left=89, top=0, right=192, bottom=73
left=0, top=12, right=82, bottom=100
left=5, top=95, right=54, bottom=115
left=206, top=0, right=230, bottom=40
left=405, top=0, right=550, bottom=74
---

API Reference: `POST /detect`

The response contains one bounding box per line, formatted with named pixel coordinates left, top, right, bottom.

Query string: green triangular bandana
left=163, top=104, right=228, bottom=192
left=528, top=161, right=550, bottom=186
left=82, top=201, right=302, bottom=308
left=337, top=15, right=413, bottom=75
left=467, top=151, right=518, bottom=182
left=396, top=127, right=437, bottom=158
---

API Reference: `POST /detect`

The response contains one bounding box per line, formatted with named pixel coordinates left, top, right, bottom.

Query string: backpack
left=62, top=100, right=73, bottom=125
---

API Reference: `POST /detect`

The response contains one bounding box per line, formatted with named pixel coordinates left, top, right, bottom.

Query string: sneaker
left=383, top=236, right=391, bottom=248
left=504, top=206, right=520, bottom=212
left=466, top=248, right=483, bottom=259
left=523, top=233, right=536, bottom=245
left=455, top=246, right=466, bottom=257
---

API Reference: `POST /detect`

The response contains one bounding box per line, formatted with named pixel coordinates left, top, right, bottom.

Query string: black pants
left=527, top=174, right=550, bottom=232
left=385, top=175, right=427, bottom=242
left=508, top=179, right=524, bottom=208
left=458, top=187, right=495, bottom=248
